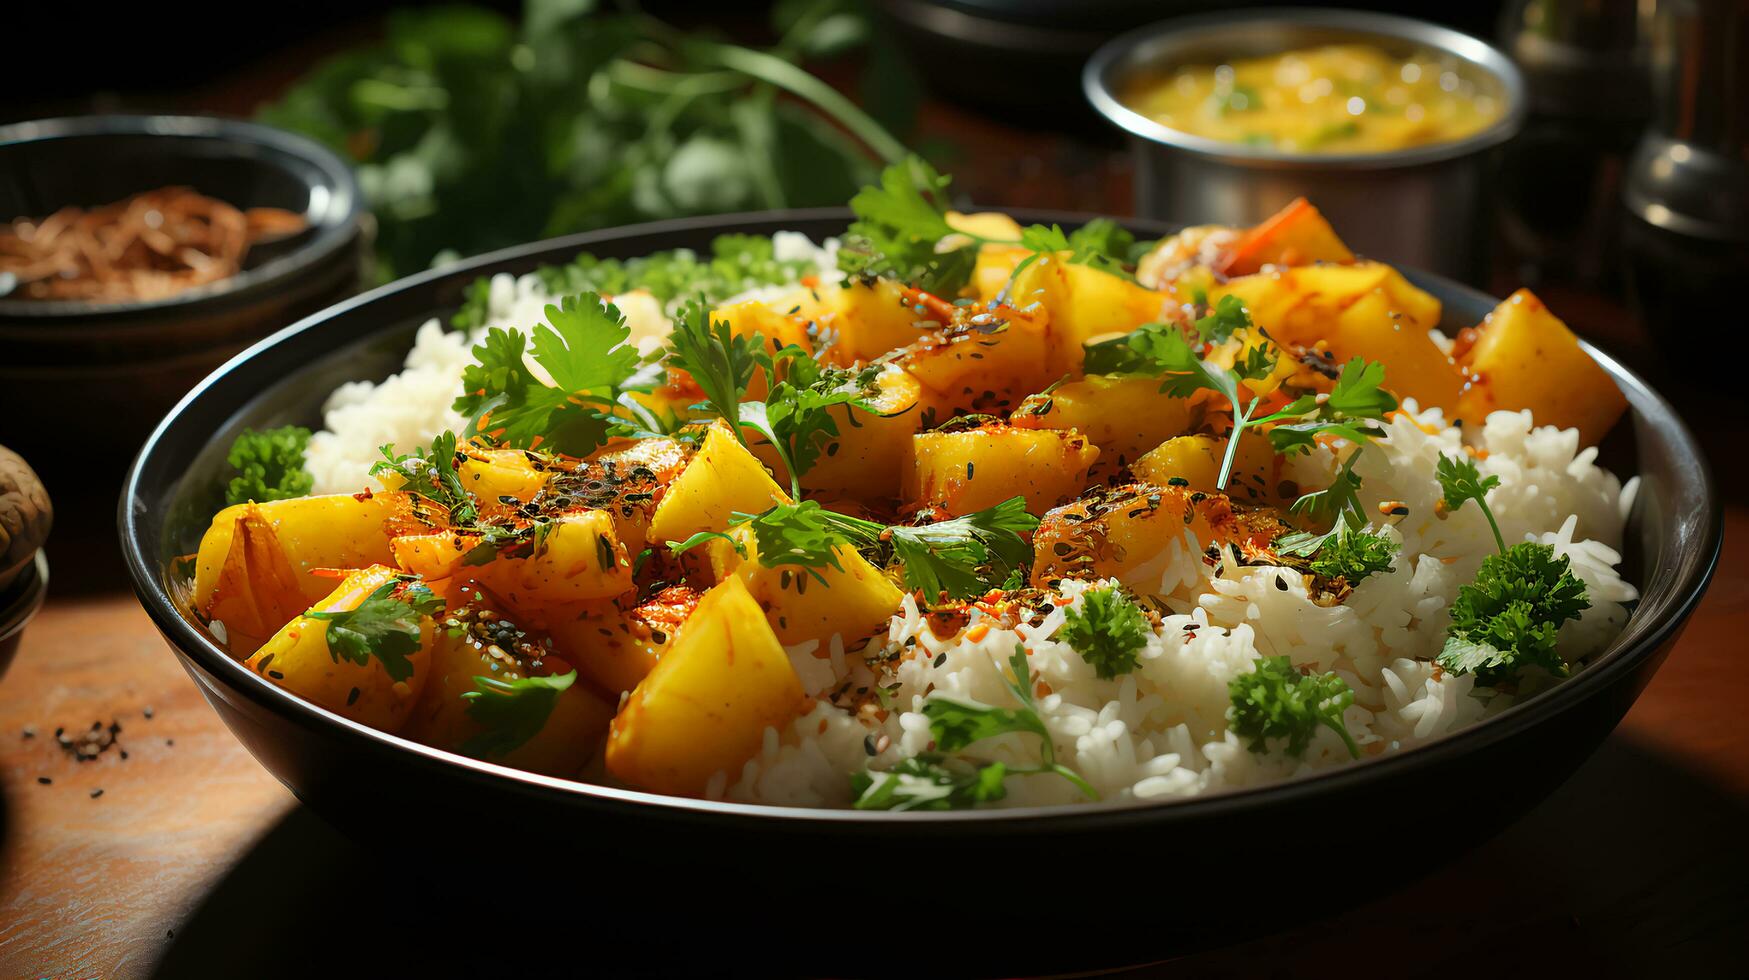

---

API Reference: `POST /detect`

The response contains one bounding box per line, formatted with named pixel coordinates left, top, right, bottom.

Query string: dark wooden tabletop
left=1, top=50, right=1745, bottom=980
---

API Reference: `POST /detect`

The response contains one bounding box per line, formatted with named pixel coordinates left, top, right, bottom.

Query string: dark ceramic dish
left=0, top=115, right=365, bottom=482
left=119, top=210, right=1719, bottom=973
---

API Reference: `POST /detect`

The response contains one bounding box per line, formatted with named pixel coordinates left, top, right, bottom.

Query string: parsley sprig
left=305, top=578, right=444, bottom=683
left=836, top=156, right=1141, bottom=297
left=1059, top=586, right=1152, bottom=679
left=453, top=292, right=656, bottom=456
left=1228, top=655, right=1361, bottom=759
left=460, top=670, right=577, bottom=759
left=224, top=426, right=314, bottom=506
left=1434, top=454, right=1590, bottom=684
left=852, top=646, right=1097, bottom=809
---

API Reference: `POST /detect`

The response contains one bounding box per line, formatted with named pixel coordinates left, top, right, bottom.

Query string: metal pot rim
left=1083, top=7, right=1529, bottom=172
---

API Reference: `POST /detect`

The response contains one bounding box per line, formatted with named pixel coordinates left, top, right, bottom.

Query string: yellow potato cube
left=605, top=576, right=805, bottom=796
left=244, top=565, right=435, bottom=731
left=1456, top=289, right=1627, bottom=444
left=904, top=423, right=1098, bottom=516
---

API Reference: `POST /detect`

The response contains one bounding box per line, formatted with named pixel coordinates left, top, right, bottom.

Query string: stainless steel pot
left=1084, top=8, right=1527, bottom=282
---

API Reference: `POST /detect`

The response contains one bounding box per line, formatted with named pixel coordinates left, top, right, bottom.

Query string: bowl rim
left=118, top=207, right=1722, bottom=829
left=1083, top=7, right=1529, bottom=171
left=0, top=114, right=363, bottom=320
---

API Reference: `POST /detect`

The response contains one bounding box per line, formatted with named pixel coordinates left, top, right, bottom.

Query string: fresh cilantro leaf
left=666, top=298, right=766, bottom=439
left=1307, top=526, right=1398, bottom=585
left=305, top=579, right=444, bottom=683
left=850, top=754, right=1008, bottom=811
left=1059, top=586, right=1152, bottom=679
left=1065, top=218, right=1139, bottom=269
left=887, top=497, right=1038, bottom=600
left=1436, top=453, right=1505, bottom=553
left=1260, top=357, right=1397, bottom=456
left=454, top=292, right=644, bottom=456
left=224, top=426, right=314, bottom=506
left=1437, top=542, right=1589, bottom=685
left=837, top=156, right=977, bottom=295
left=1227, top=655, right=1360, bottom=759
left=906, top=645, right=1096, bottom=801
left=1193, top=294, right=1250, bottom=345
left=460, top=670, right=577, bottom=759
left=370, top=431, right=475, bottom=523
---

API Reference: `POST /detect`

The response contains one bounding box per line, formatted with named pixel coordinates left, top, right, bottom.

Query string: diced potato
left=194, top=492, right=423, bottom=648
left=606, top=576, right=805, bottom=796
left=1334, top=290, right=1464, bottom=410
left=1136, top=225, right=1239, bottom=290
left=1010, top=375, right=1198, bottom=481
left=1213, top=262, right=1459, bottom=410
left=390, top=531, right=484, bottom=582
left=1455, top=289, right=1627, bottom=444
left=818, top=279, right=936, bottom=364
left=1030, top=485, right=1295, bottom=591
left=571, top=436, right=694, bottom=554
left=1215, top=198, right=1354, bottom=276
left=458, top=448, right=550, bottom=505
left=903, top=423, right=1098, bottom=516
left=472, top=508, right=631, bottom=607
left=404, top=599, right=612, bottom=777
left=1009, top=256, right=1170, bottom=372
left=722, top=524, right=904, bottom=646
left=244, top=565, right=435, bottom=731
left=647, top=421, right=791, bottom=547
left=751, top=364, right=940, bottom=506
left=892, top=305, right=1057, bottom=415
left=1132, top=433, right=1290, bottom=506
left=710, top=299, right=814, bottom=354
left=540, top=585, right=701, bottom=696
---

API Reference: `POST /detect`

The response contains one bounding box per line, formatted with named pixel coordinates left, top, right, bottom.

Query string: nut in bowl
left=121, top=159, right=1717, bottom=953
left=1085, top=8, right=1527, bottom=281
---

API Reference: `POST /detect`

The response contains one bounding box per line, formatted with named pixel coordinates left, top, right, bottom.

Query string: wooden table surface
left=3, top=52, right=1747, bottom=979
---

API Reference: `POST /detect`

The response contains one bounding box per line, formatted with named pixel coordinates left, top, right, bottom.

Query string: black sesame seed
left=36, top=776, right=51, bottom=785
left=347, top=687, right=361, bottom=706
left=933, top=652, right=948, bottom=668
left=863, top=734, right=879, bottom=756
left=90, top=789, right=104, bottom=799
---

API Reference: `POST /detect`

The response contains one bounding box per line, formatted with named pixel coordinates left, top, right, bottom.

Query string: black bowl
left=119, top=210, right=1719, bottom=973
left=0, top=115, right=365, bottom=488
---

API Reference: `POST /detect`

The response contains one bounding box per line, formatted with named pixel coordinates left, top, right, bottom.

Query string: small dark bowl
left=119, top=211, right=1719, bottom=973
left=0, top=550, right=48, bottom=680
left=0, top=115, right=365, bottom=484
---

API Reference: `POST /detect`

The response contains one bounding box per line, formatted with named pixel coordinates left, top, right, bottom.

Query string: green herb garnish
left=460, top=670, right=576, bottom=758
left=850, top=755, right=1009, bottom=811
left=851, top=645, right=1096, bottom=808
left=371, top=430, right=475, bottom=523
left=1228, top=655, right=1361, bottom=759
left=1433, top=453, right=1591, bottom=684
left=1059, top=586, right=1152, bottom=679
left=453, top=292, right=654, bottom=456
left=305, top=579, right=444, bottom=683
left=224, top=426, right=314, bottom=506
